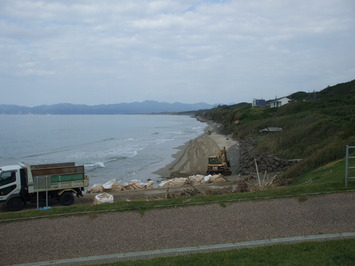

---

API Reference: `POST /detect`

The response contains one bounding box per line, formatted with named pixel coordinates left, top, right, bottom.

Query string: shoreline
left=154, top=123, right=237, bottom=178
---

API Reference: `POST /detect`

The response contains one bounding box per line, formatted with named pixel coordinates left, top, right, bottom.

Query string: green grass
left=102, top=239, right=355, bottom=266
left=292, top=158, right=355, bottom=185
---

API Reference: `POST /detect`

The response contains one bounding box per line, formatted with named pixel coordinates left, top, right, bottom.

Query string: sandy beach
left=154, top=123, right=237, bottom=178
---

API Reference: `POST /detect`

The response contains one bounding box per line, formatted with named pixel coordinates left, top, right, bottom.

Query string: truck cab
left=0, top=165, right=22, bottom=199
left=0, top=164, right=28, bottom=211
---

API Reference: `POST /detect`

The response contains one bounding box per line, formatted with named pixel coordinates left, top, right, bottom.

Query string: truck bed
left=28, top=162, right=88, bottom=192
left=31, top=166, right=84, bottom=176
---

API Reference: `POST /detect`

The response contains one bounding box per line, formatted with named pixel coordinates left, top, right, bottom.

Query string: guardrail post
left=345, top=145, right=355, bottom=187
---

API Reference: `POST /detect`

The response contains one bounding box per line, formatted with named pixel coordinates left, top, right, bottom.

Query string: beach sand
left=154, top=124, right=237, bottom=178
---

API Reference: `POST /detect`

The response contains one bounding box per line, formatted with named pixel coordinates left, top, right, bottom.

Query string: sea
left=0, top=114, right=206, bottom=186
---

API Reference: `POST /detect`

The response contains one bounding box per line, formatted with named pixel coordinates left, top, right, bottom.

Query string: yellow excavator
left=207, top=147, right=232, bottom=175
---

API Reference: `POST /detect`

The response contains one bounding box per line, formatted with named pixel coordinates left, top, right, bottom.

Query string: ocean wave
left=168, top=130, right=184, bottom=135
left=105, top=155, right=131, bottom=162
left=85, top=161, right=105, bottom=168
left=154, top=138, right=174, bottom=145
left=192, top=126, right=205, bottom=132
left=106, top=146, right=141, bottom=159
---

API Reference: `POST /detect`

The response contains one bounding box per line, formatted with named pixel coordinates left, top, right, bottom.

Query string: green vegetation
left=292, top=158, right=355, bottom=186
left=197, top=79, right=355, bottom=180
left=104, top=239, right=355, bottom=265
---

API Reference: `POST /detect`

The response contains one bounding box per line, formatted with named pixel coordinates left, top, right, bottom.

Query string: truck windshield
left=0, top=171, right=16, bottom=186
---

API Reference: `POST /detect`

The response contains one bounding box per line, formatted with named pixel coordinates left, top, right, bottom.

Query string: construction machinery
left=207, top=147, right=232, bottom=175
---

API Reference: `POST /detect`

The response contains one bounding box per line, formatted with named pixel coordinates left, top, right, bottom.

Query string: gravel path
left=1, top=192, right=355, bottom=265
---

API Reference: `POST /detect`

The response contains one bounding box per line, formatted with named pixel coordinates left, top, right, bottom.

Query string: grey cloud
left=0, top=0, right=354, bottom=106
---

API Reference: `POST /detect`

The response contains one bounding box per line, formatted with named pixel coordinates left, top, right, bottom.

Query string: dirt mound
left=154, top=134, right=223, bottom=178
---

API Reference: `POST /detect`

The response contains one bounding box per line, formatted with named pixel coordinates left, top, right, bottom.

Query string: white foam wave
left=85, top=162, right=105, bottom=168
left=154, top=138, right=173, bottom=145
left=192, top=126, right=205, bottom=132
left=168, top=130, right=184, bottom=135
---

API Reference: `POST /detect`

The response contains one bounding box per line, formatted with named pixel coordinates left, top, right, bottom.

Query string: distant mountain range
left=0, top=101, right=215, bottom=115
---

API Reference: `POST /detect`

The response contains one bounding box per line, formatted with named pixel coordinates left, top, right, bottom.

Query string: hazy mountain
left=0, top=101, right=214, bottom=114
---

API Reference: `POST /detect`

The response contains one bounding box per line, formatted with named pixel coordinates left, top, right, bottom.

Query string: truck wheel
left=59, top=192, right=74, bottom=206
left=7, top=197, right=25, bottom=211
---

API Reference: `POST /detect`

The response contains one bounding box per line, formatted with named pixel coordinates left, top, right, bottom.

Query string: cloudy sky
left=1, top=0, right=354, bottom=106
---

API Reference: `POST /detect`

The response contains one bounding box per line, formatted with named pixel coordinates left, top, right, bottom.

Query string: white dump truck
left=0, top=162, right=89, bottom=211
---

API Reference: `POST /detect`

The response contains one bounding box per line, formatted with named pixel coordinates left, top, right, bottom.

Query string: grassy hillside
left=198, top=79, right=355, bottom=180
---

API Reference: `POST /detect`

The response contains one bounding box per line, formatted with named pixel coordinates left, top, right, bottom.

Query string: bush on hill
left=197, top=79, right=355, bottom=180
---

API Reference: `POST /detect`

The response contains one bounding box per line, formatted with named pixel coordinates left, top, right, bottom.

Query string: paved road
left=1, top=192, right=355, bottom=265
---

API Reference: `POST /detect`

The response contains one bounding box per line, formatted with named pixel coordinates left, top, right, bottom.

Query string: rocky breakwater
left=238, top=140, right=294, bottom=176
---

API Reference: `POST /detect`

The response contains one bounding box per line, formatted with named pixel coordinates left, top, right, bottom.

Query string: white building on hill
left=269, top=97, right=292, bottom=108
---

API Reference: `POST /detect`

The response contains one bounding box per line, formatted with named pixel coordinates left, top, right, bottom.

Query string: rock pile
left=238, top=140, right=293, bottom=175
